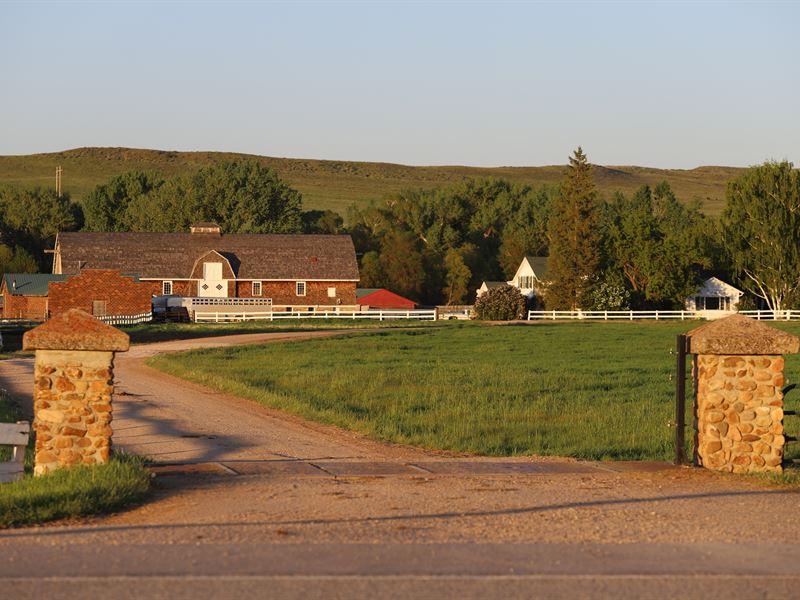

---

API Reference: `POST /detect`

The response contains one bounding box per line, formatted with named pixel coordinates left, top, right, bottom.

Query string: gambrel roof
left=54, top=231, right=360, bottom=281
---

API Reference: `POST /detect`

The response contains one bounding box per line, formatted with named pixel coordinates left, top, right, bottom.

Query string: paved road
left=1, top=331, right=799, bottom=599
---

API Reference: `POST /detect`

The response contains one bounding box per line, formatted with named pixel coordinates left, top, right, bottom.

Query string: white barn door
left=199, top=262, right=228, bottom=298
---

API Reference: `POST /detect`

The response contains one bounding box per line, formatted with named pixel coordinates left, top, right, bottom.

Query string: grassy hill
left=0, top=147, right=743, bottom=216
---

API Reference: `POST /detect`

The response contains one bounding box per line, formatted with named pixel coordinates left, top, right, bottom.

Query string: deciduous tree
left=720, top=160, right=800, bottom=310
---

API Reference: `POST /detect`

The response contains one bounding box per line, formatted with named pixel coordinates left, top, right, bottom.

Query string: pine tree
left=545, top=147, right=601, bottom=309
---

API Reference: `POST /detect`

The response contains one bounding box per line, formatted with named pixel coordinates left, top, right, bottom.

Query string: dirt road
left=1, top=331, right=799, bottom=599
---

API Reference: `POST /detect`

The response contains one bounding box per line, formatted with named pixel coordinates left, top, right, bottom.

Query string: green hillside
left=0, top=147, right=742, bottom=216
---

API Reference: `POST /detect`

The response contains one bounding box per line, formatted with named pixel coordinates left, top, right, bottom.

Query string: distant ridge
left=0, top=147, right=745, bottom=215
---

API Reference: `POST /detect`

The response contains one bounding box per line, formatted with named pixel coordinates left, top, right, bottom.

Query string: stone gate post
left=23, top=309, right=130, bottom=476
left=687, top=314, right=799, bottom=474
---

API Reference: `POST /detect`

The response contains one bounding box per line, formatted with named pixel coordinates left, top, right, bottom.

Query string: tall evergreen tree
left=545, top=147, right=601, bottom=309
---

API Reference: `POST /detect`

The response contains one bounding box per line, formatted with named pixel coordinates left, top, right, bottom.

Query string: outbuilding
left=0, top=274, right=66, bottom=321
left=356, top=288, right=416, bottom=310
left=685, top=277, right=743, bottom=317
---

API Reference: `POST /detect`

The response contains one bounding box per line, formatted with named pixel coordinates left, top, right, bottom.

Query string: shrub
left=591, top=281, right=631, bottom=310
left=474, top=286, right=527, bottom=320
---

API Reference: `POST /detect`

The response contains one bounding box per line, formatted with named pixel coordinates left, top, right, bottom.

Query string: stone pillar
left=687, top=314, right=799, bottom=474
left=23, top=309, right=129, bottom=476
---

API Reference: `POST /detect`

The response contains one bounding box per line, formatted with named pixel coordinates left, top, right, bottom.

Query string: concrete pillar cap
left=686, top=314, right=799, bottom=355
left=23, top=309, right=130, bottom=352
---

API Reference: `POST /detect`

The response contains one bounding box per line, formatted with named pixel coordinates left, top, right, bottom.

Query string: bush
left=474, top=286, right=527, bottom=320
left=591, top=281, right=631, bottom=310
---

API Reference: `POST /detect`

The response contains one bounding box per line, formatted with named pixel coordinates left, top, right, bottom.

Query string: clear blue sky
left=1, top=1, right=797, bottom=168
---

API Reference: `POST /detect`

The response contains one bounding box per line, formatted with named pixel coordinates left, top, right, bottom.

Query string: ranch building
left=51, top=223, right=360, bottom=314
left=477, top=256, right=550, bottom=300
left=356, top=288, right=416, bottom=310
left=685, top=277, right=743, bottom=317
left=0, top=273, right=65, bottom=320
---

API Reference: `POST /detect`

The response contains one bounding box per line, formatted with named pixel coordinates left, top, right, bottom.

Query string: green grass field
left=0, top=147, right=742, bottom=215
left=149, top=322, right=800, bottom=463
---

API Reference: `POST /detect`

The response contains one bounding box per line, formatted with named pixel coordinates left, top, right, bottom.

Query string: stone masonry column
left=23, top=309, right=130, bottom=476
left=686, top=314, right=799, bottom=474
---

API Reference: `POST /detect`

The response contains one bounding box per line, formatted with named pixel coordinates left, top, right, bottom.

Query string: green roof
left=2, top=273, right=68, bottom=296
left=356, top=288, right=382, bottom=299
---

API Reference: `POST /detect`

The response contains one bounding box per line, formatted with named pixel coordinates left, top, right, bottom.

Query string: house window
left=92, top=300, right=107, bottom=317
left=327, top=286, right=336, bottom=298
left=518, top=276, right=535, bottom=289
left=296, top=281, right=306, bottom=296
left=163, top=281, right=173, bottom=296
left=252, top=281, right=262, bottom=296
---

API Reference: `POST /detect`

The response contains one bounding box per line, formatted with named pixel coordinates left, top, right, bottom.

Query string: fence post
left=675, top=334, right=688, bottom=465
left=686, top=314, right=799, bottom=473
left=23, top=309, right=129, bottom=476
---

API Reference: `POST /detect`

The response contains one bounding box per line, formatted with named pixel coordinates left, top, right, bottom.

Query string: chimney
left=190, top=223, right=221, bottom=235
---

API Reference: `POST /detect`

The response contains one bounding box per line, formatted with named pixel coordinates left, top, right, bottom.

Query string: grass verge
left=0, top=389, right=150, bottom=527
left=149, top=322, right=800, bottom=462
left=0, top=453, right=150, bottom=528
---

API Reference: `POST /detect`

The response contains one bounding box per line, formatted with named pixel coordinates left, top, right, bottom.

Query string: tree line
left=0, top=152, right=797, bottom=311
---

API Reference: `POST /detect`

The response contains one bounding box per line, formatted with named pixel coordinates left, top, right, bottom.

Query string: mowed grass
left=149, top=322, right=800, bottom=461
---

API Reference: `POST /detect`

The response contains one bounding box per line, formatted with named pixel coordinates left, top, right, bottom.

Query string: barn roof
left=2, top=273, right=67, bottom=296
left=55, top=232, right=360, bottom=281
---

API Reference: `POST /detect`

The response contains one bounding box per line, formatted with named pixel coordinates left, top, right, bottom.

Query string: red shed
left=356, top=288, right=416, bottom=310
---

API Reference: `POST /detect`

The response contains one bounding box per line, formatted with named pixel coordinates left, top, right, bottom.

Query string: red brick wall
left=48, top=270, right=154, bottom=317
left=1, top=292, right=48, bottom=320
left=236, top=281, right=356, bottom=305
left=145, top=279, right=356, bottom=306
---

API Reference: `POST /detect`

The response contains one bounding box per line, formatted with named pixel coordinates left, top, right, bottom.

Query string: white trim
left=162, top=281, right=173, bottom=295
left=139, top=278, right=360, bottom=282
left=296, top=281, right=306, bottom=297
left=252, top=281, right=262, bottom=296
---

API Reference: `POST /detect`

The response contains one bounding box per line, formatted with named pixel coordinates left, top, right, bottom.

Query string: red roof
left=356, top=288, right=416, bottom=309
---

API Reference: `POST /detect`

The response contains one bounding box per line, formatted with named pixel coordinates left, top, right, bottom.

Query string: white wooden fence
left=528, top=309, right=800, bottom=321
left=194, top=309, right=437, bottom=323
left=98, top=311, right=153, bottom=326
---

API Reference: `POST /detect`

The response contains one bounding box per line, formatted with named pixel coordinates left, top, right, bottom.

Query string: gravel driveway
left=1, top=330, right=799, bottom=599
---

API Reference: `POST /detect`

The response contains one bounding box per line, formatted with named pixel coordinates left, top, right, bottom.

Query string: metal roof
left=2, top=273, right=68, bottom=296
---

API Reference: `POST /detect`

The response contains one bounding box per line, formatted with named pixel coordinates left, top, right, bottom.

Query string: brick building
left=48, top=269, right=152, bottom=317
left=51, top=223, right=360, bottom=311
left=0, top=274, right=65, bottom=320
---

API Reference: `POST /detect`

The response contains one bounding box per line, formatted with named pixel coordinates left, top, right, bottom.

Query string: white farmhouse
left=476, top=256, right=549, bottom=299
left=685, top=277, right=743, bottom=318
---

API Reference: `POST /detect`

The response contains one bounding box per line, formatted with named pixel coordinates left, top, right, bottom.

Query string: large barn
left=51, top=223, right=360, bottom=312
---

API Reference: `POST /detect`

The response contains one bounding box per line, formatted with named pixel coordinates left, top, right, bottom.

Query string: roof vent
left=190, top=222, right=221, bottom=235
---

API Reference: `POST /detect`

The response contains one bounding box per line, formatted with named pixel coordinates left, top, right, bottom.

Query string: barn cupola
left=190, top=222, right=221, bottom=235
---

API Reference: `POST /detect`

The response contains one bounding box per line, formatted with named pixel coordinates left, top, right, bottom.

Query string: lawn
left=121, top=318, right=449, bottom=344
left=149, top=322, right=800, bottom=462
left=0, top=389, right=150, bottom=527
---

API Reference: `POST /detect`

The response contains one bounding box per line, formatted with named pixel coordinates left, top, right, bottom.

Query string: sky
left=1, top=1, right=798, bottom=168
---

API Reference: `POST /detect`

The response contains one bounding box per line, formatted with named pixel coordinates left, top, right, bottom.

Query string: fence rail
left=194, top=309, right=437, bottom=323
left=98, top=312, right=153, bottom=326
left=528, top=309, right=800, bottom=321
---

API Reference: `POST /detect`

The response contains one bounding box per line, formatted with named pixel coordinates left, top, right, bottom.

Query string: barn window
left=296, top=281, right=306, bottom=296
left=519, top=276, right=535, bottom=289
left=327, top=286, right=336, bottom=298
left=92, top=300, right=107, bottom=317
left=163, top=281, right=173, bottom=296
left=252, top=281, right=262, bottom=296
